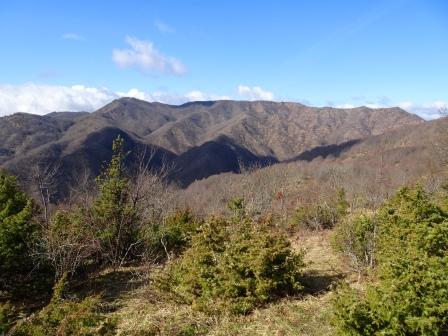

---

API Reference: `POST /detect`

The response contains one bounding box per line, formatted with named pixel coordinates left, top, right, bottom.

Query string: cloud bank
left=112, top=36, right=186, bottom=75
left=332, top=100, right=447, bottom=120
left=0, top=84, right=114, bottom=116
left=0, top=83, right=444, bottom=120
left=0, top=84, right=230, bottom=116
left=397, top=101, right=447, bottom=120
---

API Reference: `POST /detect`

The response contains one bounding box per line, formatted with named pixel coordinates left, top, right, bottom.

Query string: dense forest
left=0, top=133, right=447, bottom=335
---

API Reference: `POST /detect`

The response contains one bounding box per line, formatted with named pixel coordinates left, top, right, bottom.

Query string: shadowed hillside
left=181, top=116, right=448, bottom=216
left=0, top=98, right=424, bottom=197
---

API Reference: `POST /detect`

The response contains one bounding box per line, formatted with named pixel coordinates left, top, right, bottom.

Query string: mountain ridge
left=0, top=98, right=425, bottom=196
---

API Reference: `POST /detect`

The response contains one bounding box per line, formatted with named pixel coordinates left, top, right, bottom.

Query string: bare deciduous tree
left=31, top=161, right=60, bottom=225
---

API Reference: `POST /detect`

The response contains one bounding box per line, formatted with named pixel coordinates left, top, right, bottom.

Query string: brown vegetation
left=0, top=98, right=424, bottom=196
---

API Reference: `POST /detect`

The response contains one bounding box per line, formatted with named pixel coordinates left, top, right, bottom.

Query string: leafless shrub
left=37, top=206, right=98, bottom=280
left=130, top=146, right=178, bottom=225
left=127, top=146, right=182, bottom=268
left=31, top=160, right=61, bottom=225
left=67, top=161, right=96, bottom=209
left=332, top=210, right=377, bottom=279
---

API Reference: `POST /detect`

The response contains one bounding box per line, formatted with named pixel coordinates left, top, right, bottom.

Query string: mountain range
left=0, top=98, right=430, bottom=197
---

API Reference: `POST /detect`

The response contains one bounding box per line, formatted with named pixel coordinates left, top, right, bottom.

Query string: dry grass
left=104, top=229, right=347, bottom=335
left=207, top=294, right=335, bottom=336
left=112, top=284, right=336, bottom=336
left=294, top=229, right=345, bottom=276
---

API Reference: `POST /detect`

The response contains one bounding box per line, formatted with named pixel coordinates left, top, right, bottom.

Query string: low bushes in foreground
left=143, top=209, right=199, bottom=260
left=290, top=189, right=349, bottom=231
left=11, top=274, right=116, bottom=336
left=157, top=214, right=306, bottom=314
left=0, top=170, right=37, bottom=292
left=332, top=187, right=448, bottom=335
left=332, top=210, right=376, bottom=272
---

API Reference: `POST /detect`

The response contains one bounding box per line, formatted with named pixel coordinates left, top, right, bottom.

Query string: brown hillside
left=0, top=98, right=424, bottom=196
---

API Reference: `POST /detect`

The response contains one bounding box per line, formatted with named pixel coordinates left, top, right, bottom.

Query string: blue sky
left=0, top=0, right=447, bottom=118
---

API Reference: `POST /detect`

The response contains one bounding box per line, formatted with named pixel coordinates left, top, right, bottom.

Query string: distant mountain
left=181, top=116, right=448, bottom=217
left=0, top=98, right=424, bottom=197
left=334, top=115, right=448, bottom=167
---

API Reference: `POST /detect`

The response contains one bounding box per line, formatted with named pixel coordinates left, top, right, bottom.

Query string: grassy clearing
left=106, top=229, right=347, bottom=336
left=111, top=281, right=336, bottom=336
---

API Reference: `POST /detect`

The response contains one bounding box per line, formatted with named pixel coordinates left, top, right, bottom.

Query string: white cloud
left=329, top=103, right=388, bottom=109
left=62, top=33, right=85, bottom=41
left=0, top=84, right=230, bottom=116
left=154, top=19, right=175, bottom=33
left=335, top=99, right=448, bottom=120
left=237, top=85, right=274, bottom=101
left=398, top=101, right=448, bottom=120
left=112, top=36, right=186, bottom=75
left=117, top=89, right=193, bottom=105
left=335, top=103, right=356, bottom=109
left=185, top=90, right=230, bottom=101
left=0, top=84, right=115, bottom=116
left=397, top=101, right=414, bottom=110
left=116, top=88, right=152, bottom=101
